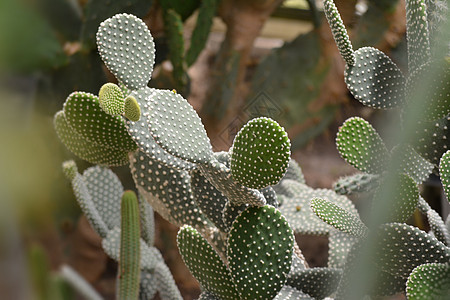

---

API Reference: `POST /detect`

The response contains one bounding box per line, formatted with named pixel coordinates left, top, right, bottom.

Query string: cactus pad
left=344, top=47, right=405, bottom=109
left=126, top=87, right=195, bottom=170
left=273, top=285, right=314, bottom=299
left=392, top=145, right=434, bottom=183
left=406, top=263, right=450, bottom=299
left=277, top=180, right=358, bottom=235
left=153, top=261, right=183, bottom=300
left=323, top=0, right=355, bottom=66
left=55, top=111, right=130, bottom=166
left=62, top=160, right=78, bottom=181
left=375, top=223, right=450, bottom=278
left=177, top=225, right=240, bottom=300
left=286, top=267, right=342, bottom=299
left=230, top=117, right=291, bottom=189
left=227, top=206, right=294, bottom=300
left=130, top=151, right=209, bottom=229
left=147, top=89, right=213, bottom=164
left=138, top=194, right=155, bottom=247
left=310, top=197, right=368, bottom=237
left=63, top=91, right=137, bottom=151
left=405, top=0, right=431, bottom=73
left=427, top=208, right=450, bottom=245
left=98, top=83, right=124, bottom=116
left=222, top=202, right=249, bottom=232
left=96, top=14, right=155, bottom=90
left=139, top=271, right=157, bottom=300
left=440, top=150, right=450, bottom=202
left=333, top=173, right=380, bottom=195
left=336, top=117, right=388, bottom=174
left=191, top=168, right=228, bottom=232
left=415, top=114, right=450, bottom=166
left=281, top=158, right=305, bottom=184
left=328, top=231, right=358, bottom=268
left=82, top=166, right=123, bottom=230
left=198, top=161, right=266, bottom=207
left=124, top=95, right=141, bottom=121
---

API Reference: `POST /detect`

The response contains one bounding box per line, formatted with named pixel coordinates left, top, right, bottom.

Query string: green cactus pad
left=96, top=14, right=155, bottom=90
left=83, top=166, right=123, bottom=230
left=406, top=263, right=450, bottom=299
left=377, top=173, right=419, bottom=223
left=333, top=173, right=380, bottom=195
left=261, top=186, right=279, bottom=207
left=406, top=61, right=450, bottom=120
left=286, top=267, right=342, bottom=299
left=185, top=0, right=218, bottom=66
left=154, top=260, right=183, bottom=300
left=405, top=0, right=431, bottom=73
left=277, top=180, right=359, bottom=235
left=98, top=83, right=125, bottom=116
left=440, top=150, right=450, bottom=202
left=55, top=111, right=130, bottom=166
left=230, top=117, right=291, bottom=189
left=392, top=145, right=434, bottom=183
left=65, top=165, right=109, bottom=238
left=323, top=0, right=355, bottom=66
left=375, top=223, right=450, bottom=278
left=102, top=227, right=161, bottom=271
left=197, top=291, right=221, bottom=300
left=62, top=160, right=78, bottom=181
left=227, top=206, right=294, bottom=300
left=123, top=95, right=141, bottom=122
left=427, top=208, right=450, bottom=246
left=63, top=91, right=137, bottom=151
left=328, top=231, right=358, bottom=268
left=273, top=285, right=314, bottom=300
left=344, top=47, right=405, bottom=109
left=130, top=151, right=209, bottom=229
left=336, top=117, right=388, bottom=174
left=310, top=197, right=368, bottom=237
left=190, top=168, right=228, bottom=232
left=222, top=202, right=249, bottom=232
left=125, top=87, right=195, bottom=170
left=415, top=114, right=450, bottom=166
left=118, top=191, right=140, bottom=300
left=177, top=225, right=240, bottom=300
left=199, top=161, right=266, bottom=207
left=147, top=89, right=213, bottom=165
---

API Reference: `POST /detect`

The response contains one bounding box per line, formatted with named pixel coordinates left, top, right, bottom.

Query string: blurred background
left=0, top=0, right=432, bottom=299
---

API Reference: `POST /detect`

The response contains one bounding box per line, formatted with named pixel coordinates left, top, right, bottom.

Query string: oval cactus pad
left=96, top=13, right=155, bottom=90
left=227, top=205, right=294, bottom=299
left=230, top=117, right=291, bottom=189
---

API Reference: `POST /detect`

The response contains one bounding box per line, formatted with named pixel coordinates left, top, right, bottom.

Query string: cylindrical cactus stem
left=118, top=190, right=141, bottom=300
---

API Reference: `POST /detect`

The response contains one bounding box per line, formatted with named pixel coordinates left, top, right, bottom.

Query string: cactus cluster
left=54, top=0, right=449, bottom=297
left=320, top=0, right=450, bottom=298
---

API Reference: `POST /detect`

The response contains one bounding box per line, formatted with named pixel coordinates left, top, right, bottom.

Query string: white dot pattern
left=177, top=225, right=240, bottom=300
left=273, top=285, right=314, bottom=300
left=54, top=111, right=129, bottom=166
left=440, top=150, right=450, bottom=203
left=328, top=231, right=358, bottom=269
left=375, top=222, right=450, bottom=278
left=406, top=262, right=450, bottom=299
left=148, top=89, right=213, bottom=165
left=227, top=206, right=294, bottom=300
left=391, top=145, right=434, bottom=184
left=124, top=95, right=141, bottom=121
left=230, top=117, right=291, bottom=190
left=98, top=82, right=125, bottom=116
left=333, top=173, right=380, bottom=195
left=336, top=116, right=388, bottom=174
left=344, top=47, right=405, bottom=109
left=126, top=87, right=196, bottom=170
left=96, top=14, right=155, bottom=90
left=286, top=267, right=342, bottom=299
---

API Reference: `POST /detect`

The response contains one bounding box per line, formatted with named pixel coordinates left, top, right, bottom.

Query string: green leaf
left=406, top=263, right=450, bottom=300
left=310, top=197, right=368, bottom=237
left=96, top=13, right=155, bottom=90
left=231, top=117, right=291, bottom=189
left=227, top=206, right=294, bottom=300
left=177, top=225, right=240, bottom=300
left=336, top=117, right=388, bottom=174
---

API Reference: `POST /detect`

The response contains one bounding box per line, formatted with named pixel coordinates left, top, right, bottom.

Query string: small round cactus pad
left=227, top=205, right=294, bottom=299
left=231, top=117, right=291, bottom=189
left=96, top=14, right=155, bottom=90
